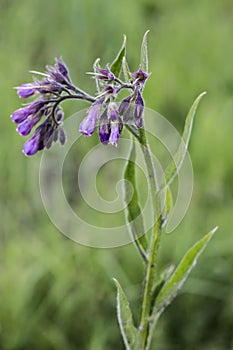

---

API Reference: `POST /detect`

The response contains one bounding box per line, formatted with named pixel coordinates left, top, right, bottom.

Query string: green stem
left=136, top=128, right=162, bottom=347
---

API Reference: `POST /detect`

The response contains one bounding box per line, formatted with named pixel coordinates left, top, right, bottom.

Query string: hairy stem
left=128, top=126, right=162, bottom=348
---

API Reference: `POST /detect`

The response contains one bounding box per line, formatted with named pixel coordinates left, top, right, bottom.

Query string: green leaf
left=140, top=30, right=150, bottom=73
left=124, top=141, right=148, bottom=260
left=163, top=92, right=207, bottom=187
left=113, top=278, right=143, bottom=350
left=165, top=186, right=173, bottom=217
left=111, top=35, right=127, bottom=78
left=93, top=58, right=101, bottom=93
left=122, top=56, right=131, bottom=81
left=152, top=227, right=218, bottom=317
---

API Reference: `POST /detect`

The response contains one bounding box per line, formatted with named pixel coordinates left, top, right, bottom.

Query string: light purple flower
left=108, top=105, right=122, bottom=147
left=109, top=123, right=120, bottom=147
left=17, top=83, right=36, bottom=98
left=79, top=100, right=102, bottom=137
left=134, top=90, right=144, bottom=128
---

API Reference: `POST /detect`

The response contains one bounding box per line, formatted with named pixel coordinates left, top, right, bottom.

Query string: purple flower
left=11, top=107, right=33, bottom=124
left=108, top=104, right=123, bottom=147
left=98, top=109, right=110, bottom=144
left=11, top=100, right=44, bottom=124
left=94, top=64, right=115, bottom=82
left=17, top=116, right=41, bottom=136
left=132, top=67, right=149, bottom=85
left=134, top=90, right=144, bottom=128
left=16, top=83, right=36, bottom=98
left=23, top=134, right=41, bottom=156
left=79, top=100, right=102, bottom=137
left=55, top=57, right=71, bottom=81
left=109, top=124, right=120, bottom=146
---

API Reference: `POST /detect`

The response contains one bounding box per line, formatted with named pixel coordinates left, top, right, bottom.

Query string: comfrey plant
left=11, top=32, right=217, bottom=349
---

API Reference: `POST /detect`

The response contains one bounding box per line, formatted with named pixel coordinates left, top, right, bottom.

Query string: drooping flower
left=132, top=66, right=149, bottom=86
left=22, top=118, right=66, bottom=156
left=11, top=100, right=45, bottom=124
left=17, top=115, right=41, bottom=136
left=79, top=100, right=103, bottom=137
left=133, top=90, right=144, bottom=128
left=98, top=108, right=110, bottom=144
left=108, top=103, right=123, bottom=147
left=118, top=95, right=135, bottom=124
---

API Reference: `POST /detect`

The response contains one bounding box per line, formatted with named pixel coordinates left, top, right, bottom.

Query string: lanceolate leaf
left=122, top=56, right=131, bottom=81
left=93, top=58, right=101, bottom=93
left=113, top=278, right=143, bottom=350
left=140, top=30, right=150, bottom=73
left=152, top=227, right=218, bottom=318
left=124, top=141, right=148, bottom=260
left=111, top=35, right=127, bottom=78
left=163, top=92, right=207, bottom=188
left=165, top=185, right=173, bottom=217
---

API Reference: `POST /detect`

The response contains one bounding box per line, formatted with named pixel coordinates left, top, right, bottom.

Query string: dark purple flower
left=132, top=67, right=149, bottom=85
left=17, top=116, right=41, bottom=136
left=23, top=134, right=41, bottom=156
left=94, top=64, right=115, bottom=82
left=16, top=83, right=36, bottom=98
left=98, top=109, right=110, bottom=144
left=79, top=100, right=102, bottom=137
left=134, top=90, right=144, bottom=128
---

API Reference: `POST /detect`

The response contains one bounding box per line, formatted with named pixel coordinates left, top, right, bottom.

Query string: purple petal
left=134, top=91, right=144, bottom=128
left=109, top=123, right=119, bottom=147
left=131, top=67, right=149, bottom=85
left=17, top=116, right=40, bottom=136
left=23, top=134, right=41, bottom=156
left=11, top=107, right=32, bottom=124
left=79, top=102, right=101, bottom=137
left=17, top=83, right=36, bottom=98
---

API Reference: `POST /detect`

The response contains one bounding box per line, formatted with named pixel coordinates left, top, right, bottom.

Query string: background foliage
left=0, top=0, right=233, bottom=349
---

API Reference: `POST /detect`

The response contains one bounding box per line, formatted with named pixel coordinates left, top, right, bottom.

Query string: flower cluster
left=11, top=58, right=72, bottom=156
left=11, top=48, right=149, bottom=155
left=79, top=64, right=149, bottom=145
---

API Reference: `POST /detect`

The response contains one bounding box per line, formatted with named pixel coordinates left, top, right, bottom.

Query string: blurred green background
left=0, top=0, right=233, bottom=349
